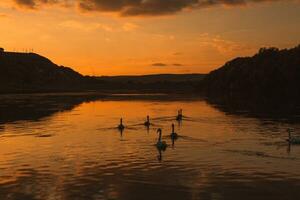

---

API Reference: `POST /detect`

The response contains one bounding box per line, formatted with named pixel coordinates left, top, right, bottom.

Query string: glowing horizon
left=1, top=0, right=300, bottom=75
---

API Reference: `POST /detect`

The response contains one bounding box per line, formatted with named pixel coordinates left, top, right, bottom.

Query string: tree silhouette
left=204, top=44, right=300, bottom=109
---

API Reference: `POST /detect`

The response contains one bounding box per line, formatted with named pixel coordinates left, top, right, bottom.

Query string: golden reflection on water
left=0, top=98, right=300, bottom=199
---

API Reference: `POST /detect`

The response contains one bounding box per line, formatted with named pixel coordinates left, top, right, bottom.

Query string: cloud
left=77, top=0, right=246, bottom=16
left=12, top=0, right=288, bottom=16
left=122, top=22, right=138, bottom=31
left=14, top=0, right=60, bottom=9
left=59, top=20, right=114, bottom=32
left=173, top=63, right=183, bottom=66
left=151, top=62, right=184, bottom=67
left=59, top=20, right=140, bottom=33
left=14, top=0, right=35, bottom=8
left=173, top=52, right=183, bottom=56
left=151, top=63, right=167, bottom=67
left=198, top=33, right=255, bottom=55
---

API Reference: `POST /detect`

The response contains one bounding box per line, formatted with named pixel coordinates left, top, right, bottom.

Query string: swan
left=156, top=128, right=167, bottom=150
left=118, top=118, right=125, bottom=131
left=144, top=115, right=150, bottom=127
left=287, top=129, right=300, bottom=144
left=170, top=123, right=178, bottom=139
left=176, top=109, right=183, bottom=121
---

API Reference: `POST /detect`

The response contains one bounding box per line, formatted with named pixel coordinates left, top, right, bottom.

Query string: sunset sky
left=0, top=0, right=299, bottom=75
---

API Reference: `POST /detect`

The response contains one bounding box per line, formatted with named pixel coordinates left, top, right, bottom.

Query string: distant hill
left=97, top=74, right=205, bottom=83
left=0, top=52, right=86, bottom=93
left=0, top=51, right=205, bottom=93
left=204, top=45, right=300, bottom=108
left=89, top=74, right=205, bottom=93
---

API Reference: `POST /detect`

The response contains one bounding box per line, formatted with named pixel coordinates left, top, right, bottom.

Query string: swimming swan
left=287, top=129, right=300, bottom=144
left=156, top=128, right=167, bottom=150
left=176, top=109, right=183, bottom=121
left=118, top=118, right=125, bottom=131
left=144, top=115, right=150, bottom=127
left=170, top=123, right=178, bottom=139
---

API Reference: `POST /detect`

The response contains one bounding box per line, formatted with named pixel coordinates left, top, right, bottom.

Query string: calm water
left=0, top=94, right=300, bottom=200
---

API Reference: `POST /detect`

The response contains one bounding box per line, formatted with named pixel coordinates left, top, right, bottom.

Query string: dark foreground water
left=0, top=94, right=300, bottom=200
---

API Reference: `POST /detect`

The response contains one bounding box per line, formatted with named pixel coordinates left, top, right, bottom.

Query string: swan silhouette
left=170, top=123, right=178, bottom=140
left=144, top=115, right=150, bottom=127
left=118, top=118, right=125, bottom=131
left=156, top=128, right=167, bottom=150
left=176, top=109, right=183, bottom=121
left=287, top=129, right=300, bottom=144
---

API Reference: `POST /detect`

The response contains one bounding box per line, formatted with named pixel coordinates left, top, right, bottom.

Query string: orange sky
left=0, top=0, right=300, bottom=75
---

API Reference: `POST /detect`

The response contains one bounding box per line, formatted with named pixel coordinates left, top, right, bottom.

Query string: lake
left=0, top=94, right=300, bottom=200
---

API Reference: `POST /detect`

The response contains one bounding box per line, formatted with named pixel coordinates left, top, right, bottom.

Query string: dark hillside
left=0, top=52, right=85, bottom=93
left=204, top=45, right=300, bottom=109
